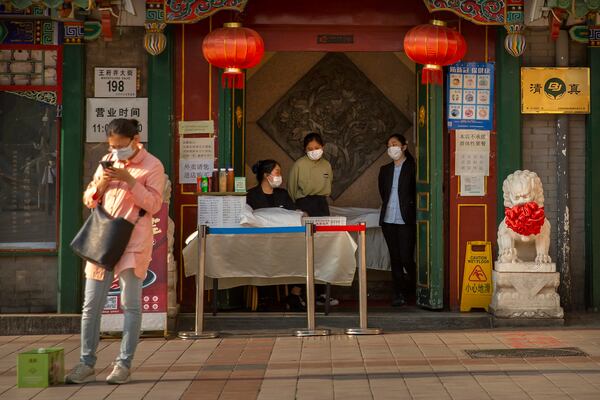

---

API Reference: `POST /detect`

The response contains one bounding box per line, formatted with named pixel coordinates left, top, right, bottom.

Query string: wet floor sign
left=460, top=241, right=493, bottom=312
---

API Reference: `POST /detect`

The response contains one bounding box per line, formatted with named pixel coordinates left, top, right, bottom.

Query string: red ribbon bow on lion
left=504, top=202, right=545, bottom=236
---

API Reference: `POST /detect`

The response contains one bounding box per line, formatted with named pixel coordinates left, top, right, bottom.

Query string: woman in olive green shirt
left=288, top=132, right=333, bottom=217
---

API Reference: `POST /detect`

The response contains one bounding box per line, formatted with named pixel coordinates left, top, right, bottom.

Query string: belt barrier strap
left=208, top=226, right=306, bottom=235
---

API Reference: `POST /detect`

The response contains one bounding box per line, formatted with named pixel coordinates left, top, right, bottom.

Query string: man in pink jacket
left=66, top=118, right=165, bottom=385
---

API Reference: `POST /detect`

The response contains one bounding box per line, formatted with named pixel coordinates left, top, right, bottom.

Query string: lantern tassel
left=222, top=72, right=245, bottom=89
left=421, top=67, right=443, bottom=86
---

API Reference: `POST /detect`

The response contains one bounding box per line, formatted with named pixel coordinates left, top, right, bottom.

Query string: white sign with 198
left=94, top=67, right=137, bottom=98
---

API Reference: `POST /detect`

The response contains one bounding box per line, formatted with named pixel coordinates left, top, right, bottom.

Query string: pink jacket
left=83, top=145, right=165, bottom=281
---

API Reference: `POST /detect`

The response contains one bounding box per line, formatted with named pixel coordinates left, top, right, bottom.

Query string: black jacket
left=378, top=155, right=416, bottom=226
left=246, top=186, right=296, bottom=211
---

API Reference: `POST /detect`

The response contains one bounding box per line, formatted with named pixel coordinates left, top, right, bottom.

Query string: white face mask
left=387, top=146, right=403, bottom=161
left=268, top=175, right=282, bottom=188
left=112, top=143, right=135, bottom=161
left=307, top=149, right=323, bottom=161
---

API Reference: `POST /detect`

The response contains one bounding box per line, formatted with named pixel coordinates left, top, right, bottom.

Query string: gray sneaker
left=106, top=363, right=130, bottom=384
left=65, top=363, right=95, bottom=384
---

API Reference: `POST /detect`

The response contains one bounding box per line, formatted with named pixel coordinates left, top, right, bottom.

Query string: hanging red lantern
left=403, top=20, right=467, bottom=85
left=202, top=22, right=265, bottom=89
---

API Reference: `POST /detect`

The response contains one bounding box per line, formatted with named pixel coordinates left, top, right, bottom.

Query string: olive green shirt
left=287, top=155, right=333, bottom=201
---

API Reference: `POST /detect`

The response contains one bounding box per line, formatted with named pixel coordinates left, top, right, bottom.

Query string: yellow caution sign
left=460, top=241, right=493, bottom=312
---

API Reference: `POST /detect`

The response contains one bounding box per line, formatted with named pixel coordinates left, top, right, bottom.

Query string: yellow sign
left=521, top=67, right=590, bottom=114
left=460, top=241, right=493, bottom=312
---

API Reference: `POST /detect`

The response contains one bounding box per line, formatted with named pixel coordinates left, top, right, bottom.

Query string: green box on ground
left=17, top=347, right=64, bottom=388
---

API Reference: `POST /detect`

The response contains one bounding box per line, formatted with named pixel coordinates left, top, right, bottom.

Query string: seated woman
left=247, top=159, right=296, bottom=211
left=247, top=159, right=305, bottom=312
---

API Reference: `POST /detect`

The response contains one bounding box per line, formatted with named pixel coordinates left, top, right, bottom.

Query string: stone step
left=2, top=309, right=597, bottom=336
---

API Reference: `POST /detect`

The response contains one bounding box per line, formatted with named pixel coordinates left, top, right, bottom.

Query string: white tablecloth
left=329, top=206, right=390, bottom=271
left=183, top=231, right=357, bottom=289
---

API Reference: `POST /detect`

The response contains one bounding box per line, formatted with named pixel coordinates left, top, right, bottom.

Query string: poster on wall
left=101, top=203, right=168, bottom=333
left=179, top=137, right=214, bottom=183
left=447, top=62, right=495, bottom=131
left=86, top=98, right=148, bottom=142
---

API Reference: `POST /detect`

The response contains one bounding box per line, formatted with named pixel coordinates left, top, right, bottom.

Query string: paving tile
left=3, top=329, right=600, bottom=399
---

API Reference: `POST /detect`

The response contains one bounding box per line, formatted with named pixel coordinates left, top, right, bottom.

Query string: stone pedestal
left=490, top=262, right=564, bottom=319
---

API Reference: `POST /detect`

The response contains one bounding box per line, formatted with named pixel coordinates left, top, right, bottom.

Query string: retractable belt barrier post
left=189, top=225, right=326, bottom=337
left=314, top=222, right=382, bottom=335
left=295, top=223, right=331, bottom=337
left=179, top=225, right=219, bottom=339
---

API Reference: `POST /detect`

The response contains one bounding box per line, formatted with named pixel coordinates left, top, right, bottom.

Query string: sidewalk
left=1, top=329, right=599, bottom=400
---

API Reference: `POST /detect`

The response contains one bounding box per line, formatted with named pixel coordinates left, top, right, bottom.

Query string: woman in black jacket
left=247, top=159, right=296, bottom=211
left=378, top=133, right=416, bottom=307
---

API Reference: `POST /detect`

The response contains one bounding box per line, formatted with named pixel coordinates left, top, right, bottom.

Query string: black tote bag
left=70, top=205, right=146, bottom=270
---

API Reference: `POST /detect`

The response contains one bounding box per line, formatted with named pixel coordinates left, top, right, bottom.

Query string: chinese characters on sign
left=198, top=196, right=246, bottom=227
left=179, top=138, right=215, bottom=184
left=86, top=98, right=148, bottom=142
left=94, top=67, right=137, bottom=98
left=460, top=241, right=493, bottom=312
left=447, top=62, right=495, bottom=131
left=521, top=67, right=590, bottom=114
left=455, top=130, right=490, bottom=196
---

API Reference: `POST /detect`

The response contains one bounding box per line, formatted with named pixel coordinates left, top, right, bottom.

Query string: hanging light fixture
left=202, top=22, right=265, bottom=89
left=403, top=20, right=467, bottom=85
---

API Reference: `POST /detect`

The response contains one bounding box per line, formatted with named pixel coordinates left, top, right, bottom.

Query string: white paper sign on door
left=86, top=98, right=148, bottom=142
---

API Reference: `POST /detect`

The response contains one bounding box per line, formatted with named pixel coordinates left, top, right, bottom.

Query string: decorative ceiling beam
left=164, top=0, right=248, bottom=24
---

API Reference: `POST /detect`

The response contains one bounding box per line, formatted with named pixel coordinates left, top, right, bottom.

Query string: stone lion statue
left=497, top=170, right=551, bottom=264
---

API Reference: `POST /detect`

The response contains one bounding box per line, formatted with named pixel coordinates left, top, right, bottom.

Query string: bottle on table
left=226, top=168, right=234, bottom=192
left=211, top=168, right=219, bottom=192
left=218, top=168, right=227, bottom=192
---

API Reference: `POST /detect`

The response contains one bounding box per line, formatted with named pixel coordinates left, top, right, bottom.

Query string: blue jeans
left=80, top=268, right=143, bottom=369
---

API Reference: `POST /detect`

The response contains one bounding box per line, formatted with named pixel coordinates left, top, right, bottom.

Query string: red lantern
left=202, top=22, right=265, bottom=89
left=403, top=20, right=467, bottom=85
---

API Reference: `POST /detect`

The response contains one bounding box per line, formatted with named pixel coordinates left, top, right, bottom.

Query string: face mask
left=307, top=149, right=323, bottom=161
left=387, top=146, right=403, bottom=161
left=112, top=141, right=135, bottom=161
left=268, top=175, right=282, bottom=188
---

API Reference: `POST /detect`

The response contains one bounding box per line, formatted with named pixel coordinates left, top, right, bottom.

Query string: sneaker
left=65, top=363, right=95, bottom=384
left=106, top=363, right=130, bottom=385
left=316, top=294, right=339, bottom=306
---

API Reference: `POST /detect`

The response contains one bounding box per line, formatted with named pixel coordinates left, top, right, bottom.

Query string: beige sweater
left=287, top=155, right=333, bottom=201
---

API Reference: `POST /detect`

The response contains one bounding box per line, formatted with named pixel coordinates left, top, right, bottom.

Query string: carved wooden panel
left=258, top=53, right=411, bottom=199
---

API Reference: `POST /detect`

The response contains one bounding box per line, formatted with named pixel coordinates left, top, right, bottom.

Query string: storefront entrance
left=173, top=0, right=497, bottom=312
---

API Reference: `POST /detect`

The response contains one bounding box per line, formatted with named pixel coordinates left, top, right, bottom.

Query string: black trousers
left=295, top=195, right=330, bottom=217
left=381, top=223, right=416, bottom=298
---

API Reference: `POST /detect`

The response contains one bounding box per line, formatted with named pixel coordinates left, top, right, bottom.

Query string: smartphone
left=100, top=160, right=114, bottom=169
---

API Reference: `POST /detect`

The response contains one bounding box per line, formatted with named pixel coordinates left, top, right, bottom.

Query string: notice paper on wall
left=460, top=175, right=485, bottom=197
left=179, top=138, right=215, bottom=184
left=454, top=130, right=490, bottom=177
left=198, top=195, right=246, bottom=227
left=455, top=130, right=489, bottom=196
